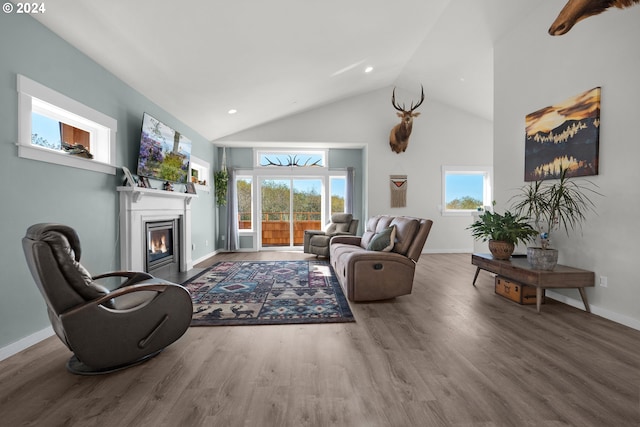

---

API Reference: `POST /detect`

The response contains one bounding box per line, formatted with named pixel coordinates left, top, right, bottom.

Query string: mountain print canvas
left=524, top=87, right=601, bottom=181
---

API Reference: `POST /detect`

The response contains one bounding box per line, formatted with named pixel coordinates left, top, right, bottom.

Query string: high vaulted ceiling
left=31, top=0, right=545, bottom=141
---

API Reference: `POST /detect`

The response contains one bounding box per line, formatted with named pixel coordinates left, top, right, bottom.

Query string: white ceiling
left=32, top=0, right=545, bottom=141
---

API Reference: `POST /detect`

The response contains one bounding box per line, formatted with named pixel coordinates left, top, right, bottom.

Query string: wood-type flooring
left=1, top=252, right=638, bottom=426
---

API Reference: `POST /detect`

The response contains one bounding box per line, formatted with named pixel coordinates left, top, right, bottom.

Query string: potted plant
left=510, top=168, right=600, bottom=270
left=467, top=209, right=538, bottom=260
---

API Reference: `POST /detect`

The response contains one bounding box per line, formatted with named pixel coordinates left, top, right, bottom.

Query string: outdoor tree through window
left=442, top=166, right=492, bottom=214
left=237, top=177, right=252, bottom=230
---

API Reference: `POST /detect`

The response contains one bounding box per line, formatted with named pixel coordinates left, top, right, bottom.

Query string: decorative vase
left=488, top=240, right=515, bottom=260
left=527, top=247, right=558, bottom=270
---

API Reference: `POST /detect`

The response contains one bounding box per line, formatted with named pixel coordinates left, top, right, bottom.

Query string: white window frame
left=189, top=155, right=210, bottom=193
left=236, top=174, right=254, bottom=232
left=233, top=165, right=347, bottom=250
left=329, top=175, right=348, bottom=216
left=17, top=74, right=117, bottom=175
left=441, top=165, right=493, bottom=216
left=254, top=149, right=327, bottom=169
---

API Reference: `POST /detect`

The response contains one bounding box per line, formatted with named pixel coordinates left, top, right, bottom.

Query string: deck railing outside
left=239, top=211, right=322, bottom=246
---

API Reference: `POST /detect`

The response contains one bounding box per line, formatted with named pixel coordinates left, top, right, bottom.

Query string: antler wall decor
left=389, top=85, right=425, bottom=154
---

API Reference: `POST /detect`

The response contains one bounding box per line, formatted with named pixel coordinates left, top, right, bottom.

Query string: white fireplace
left=118, top=186, right=196, bottom=273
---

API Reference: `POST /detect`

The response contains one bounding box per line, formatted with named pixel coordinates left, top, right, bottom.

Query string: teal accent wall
left=0, top=13, right=215, bottom=349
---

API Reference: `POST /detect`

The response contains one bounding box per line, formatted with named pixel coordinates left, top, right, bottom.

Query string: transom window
left=17, top=74, right=117, bottom=174
left=256, top=150, right=326, bottom=168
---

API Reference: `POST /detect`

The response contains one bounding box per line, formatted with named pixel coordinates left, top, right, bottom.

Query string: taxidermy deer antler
left=389, top=85, right=425, bottom=154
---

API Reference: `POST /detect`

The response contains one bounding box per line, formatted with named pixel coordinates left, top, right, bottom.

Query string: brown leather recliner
left=22, top=223, right=193, bottom=375
left=303, top=213, right=359, bottom=258
left=330, top=215, right=433, bottom=302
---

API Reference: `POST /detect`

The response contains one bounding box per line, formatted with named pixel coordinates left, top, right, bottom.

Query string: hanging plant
left=214, top=169, right=228, bottom=206
left=214, top=147, right=228, bottom=206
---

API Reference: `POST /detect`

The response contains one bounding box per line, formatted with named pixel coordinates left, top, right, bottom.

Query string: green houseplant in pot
left=467, top=209, right=538, bottom=260
left=510, top=168, right=600, bottom=270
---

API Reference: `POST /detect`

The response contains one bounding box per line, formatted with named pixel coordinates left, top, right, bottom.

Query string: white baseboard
left=422, top=248, right=473, bottom=254
left=192, top=250, right=219, bottom=265
left=0, top=326, right=54, bottom=362
left=546, top=291, right=640, bottom=332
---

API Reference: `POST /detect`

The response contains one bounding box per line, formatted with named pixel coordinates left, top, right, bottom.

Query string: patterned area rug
left=183, top=260, right=355, bottom=326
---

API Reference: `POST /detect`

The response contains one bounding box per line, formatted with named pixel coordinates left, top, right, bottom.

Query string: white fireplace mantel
left=117, top=186, right=197, bottom=273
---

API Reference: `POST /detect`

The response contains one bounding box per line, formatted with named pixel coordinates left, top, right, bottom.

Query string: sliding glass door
left=259, top=178, right=322, bottom=248
left=293, top=178, right=322, bottom=247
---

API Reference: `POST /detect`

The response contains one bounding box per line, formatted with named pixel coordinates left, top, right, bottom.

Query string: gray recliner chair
left=22, top=223, right=193, bottom=375
left=303, top=213, right=359, bottom=258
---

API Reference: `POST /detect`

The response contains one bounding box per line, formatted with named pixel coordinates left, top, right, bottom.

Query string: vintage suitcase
left=494, top=276, right=544, bottom=305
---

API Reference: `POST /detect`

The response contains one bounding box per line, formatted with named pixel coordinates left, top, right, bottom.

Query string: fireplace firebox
left=145, top=219, right=179, bottom=273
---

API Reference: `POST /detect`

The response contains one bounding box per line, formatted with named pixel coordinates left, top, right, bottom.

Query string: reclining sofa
left=330, top=215, right=433, bottom=302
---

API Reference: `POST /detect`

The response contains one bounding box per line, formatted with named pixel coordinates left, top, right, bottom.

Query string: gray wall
left=494, top=4, right=640, bottom=328
left=0, top=13, right=215, bottom=349
left=217, top=86, right=494, bottom=253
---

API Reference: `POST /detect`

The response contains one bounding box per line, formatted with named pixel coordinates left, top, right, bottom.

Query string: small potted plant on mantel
left=467, top=207, right=538, bottom=260
left=510, top=168, right=601, bottom=270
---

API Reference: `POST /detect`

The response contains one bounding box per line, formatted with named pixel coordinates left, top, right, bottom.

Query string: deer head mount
left=389, top=85, right=425, bottom=154
left=549, top=0, right=639, bottom=35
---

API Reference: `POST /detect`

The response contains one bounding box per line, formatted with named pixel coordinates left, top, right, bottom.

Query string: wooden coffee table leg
left=578, top=288, right=591, bottom=313
left=472, top=267, right=481, bottom=287
left=536, top=287, right=543, bottom=313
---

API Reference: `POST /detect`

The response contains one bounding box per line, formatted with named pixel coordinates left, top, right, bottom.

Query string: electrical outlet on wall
left=600, top=276, right=608, bottom=287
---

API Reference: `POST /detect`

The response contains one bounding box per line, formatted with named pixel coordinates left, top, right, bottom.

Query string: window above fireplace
left=17, top=74, right=118, bottom=175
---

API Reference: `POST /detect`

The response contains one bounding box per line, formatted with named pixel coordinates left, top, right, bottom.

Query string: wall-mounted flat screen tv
left=136, top=113, right=192, bottom=184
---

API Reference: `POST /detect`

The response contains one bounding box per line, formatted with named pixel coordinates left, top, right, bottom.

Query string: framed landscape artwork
left=524, top=87, right=601, bottom=181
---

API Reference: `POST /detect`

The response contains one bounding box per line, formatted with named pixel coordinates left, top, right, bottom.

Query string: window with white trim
left=237, top=176, right=253, bottom=230
left=17, top=74, right=117, bottom=175
left=442, top=166, right=492, bottom=215
left=255, top=150, right=326, bottom=168
left=330, top=176, right=346, bottom=215
left=233, top=148, right=349, bottom=249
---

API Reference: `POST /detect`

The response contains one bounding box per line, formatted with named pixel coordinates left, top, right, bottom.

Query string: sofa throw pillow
left=366, top=225, right=396, bottom=252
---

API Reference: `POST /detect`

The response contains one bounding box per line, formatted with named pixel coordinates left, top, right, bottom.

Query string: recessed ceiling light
left=459, top=77, right=465, bottom=82
left=228, top=109, right=237, bottom=115
left=365, top=66, right=374, bottom=73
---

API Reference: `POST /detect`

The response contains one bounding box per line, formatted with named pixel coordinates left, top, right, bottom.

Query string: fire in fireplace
left=145, top=219, right=179, bottom=272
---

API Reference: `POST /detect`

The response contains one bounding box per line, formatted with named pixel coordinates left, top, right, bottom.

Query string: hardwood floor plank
left=1, top=252, right=639, bottom=426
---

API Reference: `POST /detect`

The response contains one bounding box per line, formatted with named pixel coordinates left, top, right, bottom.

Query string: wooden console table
left=471, top=253, right=595, bottom=313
